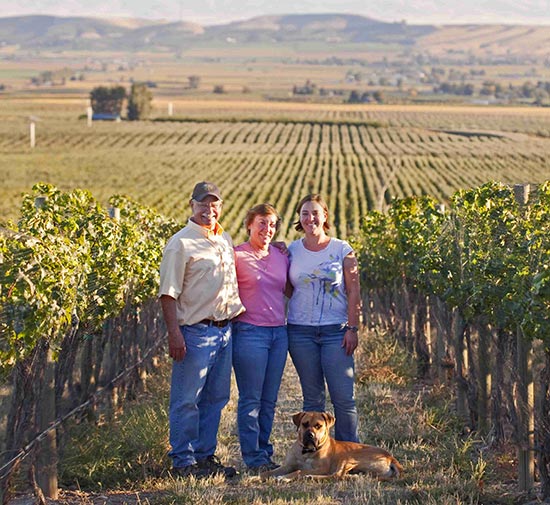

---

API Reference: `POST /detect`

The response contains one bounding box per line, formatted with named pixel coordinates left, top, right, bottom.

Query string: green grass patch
left=59, top=383, right=171, bottom=490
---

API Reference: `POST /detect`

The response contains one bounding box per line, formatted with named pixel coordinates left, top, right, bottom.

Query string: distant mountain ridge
left=0, top=13, right=547, bottom=56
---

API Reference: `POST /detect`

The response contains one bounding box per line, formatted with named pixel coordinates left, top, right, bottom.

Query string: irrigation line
left=0, top=332, right=166, bottom=481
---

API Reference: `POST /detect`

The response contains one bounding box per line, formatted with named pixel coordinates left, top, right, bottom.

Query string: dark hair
left=293, top=194, right=331, bottom=232
left=245, top=203, right=281, bottom=236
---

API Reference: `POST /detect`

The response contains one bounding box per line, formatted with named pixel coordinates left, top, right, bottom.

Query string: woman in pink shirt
left=233, top=203, right=289, bottom=473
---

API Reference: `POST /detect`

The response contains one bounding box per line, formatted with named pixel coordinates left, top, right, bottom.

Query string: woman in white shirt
left=287, top=194, right=361, bottom=442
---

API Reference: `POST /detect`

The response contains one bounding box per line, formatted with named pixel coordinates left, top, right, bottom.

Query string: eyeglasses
left=193, top=200, right=223, bottom=210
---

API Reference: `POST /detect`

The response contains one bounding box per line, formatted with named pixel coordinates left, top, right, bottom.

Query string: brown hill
left=0, top=13, right=546, bottom=57
left=416, top=24, right=550, bottom=56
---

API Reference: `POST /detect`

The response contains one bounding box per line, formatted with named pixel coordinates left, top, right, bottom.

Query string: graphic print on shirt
left=299, top=253, right=342, bottom=323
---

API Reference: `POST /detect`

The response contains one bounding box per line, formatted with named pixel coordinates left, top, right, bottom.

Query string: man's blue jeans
left=169, top=322, right=232, bottom=468
left=232, top=321, right=288, bottom=468
left=288, top=323, right=359, bottom=442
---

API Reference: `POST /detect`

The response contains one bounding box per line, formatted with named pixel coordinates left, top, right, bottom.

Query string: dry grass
left=34, top=328, right=534, bottom=504
left=416, top=25, right=550, bottom=57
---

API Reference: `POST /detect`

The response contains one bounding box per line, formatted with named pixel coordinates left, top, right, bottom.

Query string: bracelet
left=345, top=325, right=359, bottom=333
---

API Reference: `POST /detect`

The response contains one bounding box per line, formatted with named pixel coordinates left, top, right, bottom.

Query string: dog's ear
left=292, top=412, right=306, bottom=428
left=322, top=412, right=336, bottom=428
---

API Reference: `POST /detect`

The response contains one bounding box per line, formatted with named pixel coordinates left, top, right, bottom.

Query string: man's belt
left=198, top=318, right=231, bottom=327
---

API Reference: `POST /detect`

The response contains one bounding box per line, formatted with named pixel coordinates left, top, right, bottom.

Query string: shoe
left=247, top=461, right=280, bottom=475
left=197, top=455, right=238, bottom=479
left=172, top=463, right=211, bottom=479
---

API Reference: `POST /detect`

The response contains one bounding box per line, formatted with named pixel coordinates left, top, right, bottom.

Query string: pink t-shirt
left=234, top=242, right=289, bottom=326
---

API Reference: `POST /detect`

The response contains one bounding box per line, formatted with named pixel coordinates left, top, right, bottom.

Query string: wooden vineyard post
left=514, top=183, right=535, bottom=492
left=517, top=328, right=535, bottom=491
left=36, top=344, right=58, bottom=499
left=434, top=204, right=447, bottom=383
left=29, top=121, right=36, bottom=148
left=477, top=324, right=491, bottom=435
left=109, top=206, right=120, bottom=220
left=431, top=296, right=447, bottom=384
left=424, top=295, right=432, bottom=374
left=34, top=196, right=46, bottom=210
left=87, top=106, right=93, bottom=127
left=32, top=197, right=58, bottom=497
left=168, top=102, right=173, bottom=116
left=454, top=309, right=469, bottom=422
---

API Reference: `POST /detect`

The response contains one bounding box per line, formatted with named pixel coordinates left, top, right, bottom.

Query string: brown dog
left=261, top=411, right=402, bottom=481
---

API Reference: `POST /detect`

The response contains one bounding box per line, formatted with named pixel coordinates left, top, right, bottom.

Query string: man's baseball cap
left=191, top=181, right=222, bottom=201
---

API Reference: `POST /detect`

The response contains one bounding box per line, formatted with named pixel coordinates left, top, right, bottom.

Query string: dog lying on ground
left=261, top=411, right=403, bottom=481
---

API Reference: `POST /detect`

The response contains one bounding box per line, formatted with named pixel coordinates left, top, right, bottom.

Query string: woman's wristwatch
left=345, top=324, right=359, bottom=332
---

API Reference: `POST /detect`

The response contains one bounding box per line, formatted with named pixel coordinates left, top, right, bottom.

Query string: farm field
left=1, top=97, right=549, bottom=242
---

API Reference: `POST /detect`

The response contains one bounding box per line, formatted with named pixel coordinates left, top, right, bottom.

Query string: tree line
left=90, top=83, right=153, bottom=120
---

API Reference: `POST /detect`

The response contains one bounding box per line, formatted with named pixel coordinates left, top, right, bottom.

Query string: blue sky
left=2, top=0, right=550, bottom=25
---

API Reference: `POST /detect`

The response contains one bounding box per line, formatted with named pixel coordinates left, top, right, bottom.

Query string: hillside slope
left=0, top=13, right=546, bottom=56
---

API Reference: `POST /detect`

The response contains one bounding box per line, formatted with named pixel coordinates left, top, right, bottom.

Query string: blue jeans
left=232, top=321, right=288, bottom=468
left=288, top=323, right=359, bottom=442
left=169, top=322, right=232, bottom=468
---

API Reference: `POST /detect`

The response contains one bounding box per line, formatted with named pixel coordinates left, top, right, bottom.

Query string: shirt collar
left=187, top=218, right=224, bottom=237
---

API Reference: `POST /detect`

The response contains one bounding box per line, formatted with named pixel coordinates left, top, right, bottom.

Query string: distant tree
left=534, top=88, right=549, bottom=106
left=347, top=90, right=361, bottom=103
left=188, top=75, right=201, bottom=89
left=463, top=83, right=475, bottom=95
left=480, top=80, right=505, bottom=97
left=360, top=92, right=373, bottom=102
left=347, top=91, right=376, bottom=104
left=40, top=71, right=53, bottom=83
left=480, top=81, right=497, bottom=96
left=292, top=80, right=317, bottom=95
left=372, top=90, right=385, bottom=103
left=521, top=81, right=536, bottom=98
left=213, top=85, right=225, bottom=94
left=242, top=86, right=251, bottom=94
left=434, top=81, right=474, bottom=96
left=127, top=83, right=153, bottom=121
left=90, top=85, right=127, bottom=115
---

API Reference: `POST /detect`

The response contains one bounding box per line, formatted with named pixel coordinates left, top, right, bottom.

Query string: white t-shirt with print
left=287, top=238, right=353, bottom=325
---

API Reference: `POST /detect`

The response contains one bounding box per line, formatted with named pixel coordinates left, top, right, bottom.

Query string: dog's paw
left=275, top=475, right=291, bottom=482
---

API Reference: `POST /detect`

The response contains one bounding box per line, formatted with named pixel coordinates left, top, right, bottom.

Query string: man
left=159, top=181, right=245, bottom=479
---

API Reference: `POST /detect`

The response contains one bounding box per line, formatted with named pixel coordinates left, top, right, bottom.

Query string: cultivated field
left=1, top=97, right=549, bottom=243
